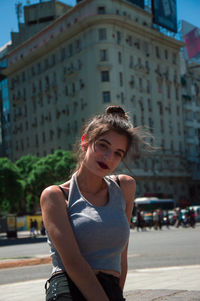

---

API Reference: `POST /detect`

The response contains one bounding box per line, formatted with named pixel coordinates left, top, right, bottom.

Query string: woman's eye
left=115, top=152, right=123, bottom=158
left=99, top=143, right=107, bottom=149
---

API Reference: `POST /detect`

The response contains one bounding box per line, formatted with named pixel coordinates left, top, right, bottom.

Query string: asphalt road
left=0, top=225, right=199, bottom=285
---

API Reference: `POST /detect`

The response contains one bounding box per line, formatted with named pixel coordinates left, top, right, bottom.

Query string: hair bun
left=105, top=106, right=128, bottom=120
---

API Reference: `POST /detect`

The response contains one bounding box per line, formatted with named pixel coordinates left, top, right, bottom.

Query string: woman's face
left=82, top=130, right=128, bottom=176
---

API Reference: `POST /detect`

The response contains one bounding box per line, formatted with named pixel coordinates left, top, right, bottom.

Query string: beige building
left=181, top=59, right=200, bottom=202
left=4, top=0, right=193, bottom=201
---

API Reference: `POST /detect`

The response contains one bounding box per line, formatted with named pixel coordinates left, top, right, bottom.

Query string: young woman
left=41, top=105, right=151, bottom=301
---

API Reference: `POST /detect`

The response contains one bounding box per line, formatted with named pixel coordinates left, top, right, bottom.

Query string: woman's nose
left=103, top=148, right=112, bottom=159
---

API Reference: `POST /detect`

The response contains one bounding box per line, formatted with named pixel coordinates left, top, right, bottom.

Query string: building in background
left=2, top=0, right=199, bottom=203
left=0, top=42, right=12, bottom=158
left=9, top=0, right=71, bottom=51
left=181, top=20, right=200, bottom=62
left=180, top=60, right=200, bottom=205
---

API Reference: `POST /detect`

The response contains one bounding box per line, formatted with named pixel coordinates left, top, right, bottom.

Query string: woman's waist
left=51, top=268, right=120, bottom=280
left=94, top=268, right=120, bottom=279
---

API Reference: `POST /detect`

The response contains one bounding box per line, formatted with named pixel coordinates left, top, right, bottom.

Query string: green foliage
left=16, top=155, right=39, bottom=179
left=1, top=150, right=76, bottom=214
left=26, top=150, right=76, bottom=213
left=0, top=157, right=24, bottom=214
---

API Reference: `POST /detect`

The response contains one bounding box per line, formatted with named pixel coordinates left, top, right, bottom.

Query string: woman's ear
left=81, top=133, right=88, bottom=151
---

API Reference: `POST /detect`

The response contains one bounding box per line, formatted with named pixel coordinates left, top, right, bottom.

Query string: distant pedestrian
left=158, top=209, right=163, bottom=230
left=153, top=210, right=159, bottom=230
left=165, top=210, right=170, bottom=229
left=40, top=220, right=46, bottom=235
left=30, top=219, right=35, bottom=237
left=33, top=219, right=38, bottom=235
left=136, top=209, right=143, bottom=231
left=176, top=209, right=183, bottom=228
left=189, top=209, right=196, bottom=228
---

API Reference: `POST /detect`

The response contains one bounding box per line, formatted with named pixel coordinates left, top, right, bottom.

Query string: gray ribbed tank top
left=47, top=172, right=130, bottom=274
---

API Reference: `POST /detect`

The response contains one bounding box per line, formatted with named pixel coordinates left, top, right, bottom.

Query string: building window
left=100, top=49, right=108, bottom=61
left=37, top=63, right=41, bottom=74
left=121, top=92, right=124, bottom=104
left=172, top=53, right=177, bottom=64
left=103, top=91, right=111, bottom=103
left=119, top=72, right=123, bottom=87
left=176, top=87, right=179, bottom=100
left=165, top=49, right=168, bottom=59
left=98, top=6, right=105, bottom=14
left=118, top=52, right=122, bottom=64
left=69, top=44, right=73, bottom=57
left=147, top=80, right=150, bottom=93
left=26, top=137, right=29, bottom=148
left=35, top=134, right=39, bottom=147
left=129, top=56, right=134, bottom=68
left=20, top=139, right=24, bottom=151
left=75, top=39, right=81, bottom=51
left=22, top=71, right=26, bottom=82
left=72, top=83, right=76, bottom=95
left=155, top=46, right=160, bottom=58
left=176, top=105, right=180, bottom=116
left=61, top=48, right=65, bottom=61
left=42, top=132, right=46, bottom=143
left=126, top=35, right=132, bottom=46
left=167, top=84, right=171, bottom=98
left=148, top=98, right=152, bottom=112
left=139, top=78, right=143, bottom=92
left=44, top=58, right=48, bottom=70
left=101, top=71, right=109, bottom=82
left=31, top=66, right=35, bottom=76
left=133, top=115, right=137, bottom=126
left=98, top=28, right=107, bottom=40
left=130, top=75, right=135, bottom=88
left=117, top=31, right=121, bottom=44
left=51, top=54, right=56, bottom=66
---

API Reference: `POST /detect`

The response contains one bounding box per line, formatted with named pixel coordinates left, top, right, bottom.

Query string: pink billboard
left=183, top=27, right=200, bottom=59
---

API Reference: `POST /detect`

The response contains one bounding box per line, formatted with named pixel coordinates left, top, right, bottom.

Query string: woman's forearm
left=120, top=260, right=127, bottom=290
left=62, top=255, right=109, bottom=301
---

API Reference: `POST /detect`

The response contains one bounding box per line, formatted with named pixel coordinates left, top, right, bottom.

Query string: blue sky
left=0, top=0, right=200, bottom=49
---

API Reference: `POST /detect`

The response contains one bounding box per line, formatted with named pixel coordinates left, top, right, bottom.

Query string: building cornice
left=4, top=4, right=184, bottom=75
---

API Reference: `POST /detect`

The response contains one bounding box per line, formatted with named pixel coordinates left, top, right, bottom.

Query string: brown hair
left=73, top=105, right=154, bottom=172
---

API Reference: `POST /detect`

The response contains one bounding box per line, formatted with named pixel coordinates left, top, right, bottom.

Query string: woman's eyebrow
left=99, top=138, right=111, bottom=145
left=99, top=138, right=126, bottom=154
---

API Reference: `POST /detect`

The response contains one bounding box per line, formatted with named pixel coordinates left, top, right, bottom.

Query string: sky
left=0, top=0, right=200, bottom=49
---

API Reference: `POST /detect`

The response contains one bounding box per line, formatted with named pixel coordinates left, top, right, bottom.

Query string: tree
left=26, top=150, right=76, bottom=213
left=15, top=155, right=40, bottom=213
left=16, top=155, right=39, bottom=179
left=0, top=158, right=24, bottom=214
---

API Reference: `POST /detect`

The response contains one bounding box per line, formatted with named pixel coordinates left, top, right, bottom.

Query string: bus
left=132, top=197, right=176, bottom=227
left=134, top=197, right=176, bottom=212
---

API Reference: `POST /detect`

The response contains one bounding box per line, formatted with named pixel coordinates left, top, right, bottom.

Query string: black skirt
left=45, top=271, right=125, bottom=301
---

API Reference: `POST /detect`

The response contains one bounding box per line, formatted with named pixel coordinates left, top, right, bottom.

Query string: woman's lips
left=97, top=161, right=109, bottom=169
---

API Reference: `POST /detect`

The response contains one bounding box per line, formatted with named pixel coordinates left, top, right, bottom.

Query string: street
left=0, top=225, right=199, bottom=285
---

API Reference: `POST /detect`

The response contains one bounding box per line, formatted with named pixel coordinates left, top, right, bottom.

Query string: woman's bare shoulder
left=40, top=180, right=70, bottom=205
left=118, top=174, right=136, bottom=188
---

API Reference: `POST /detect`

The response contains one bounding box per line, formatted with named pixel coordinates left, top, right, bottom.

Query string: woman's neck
left=76, top=166, right=105, bottom=195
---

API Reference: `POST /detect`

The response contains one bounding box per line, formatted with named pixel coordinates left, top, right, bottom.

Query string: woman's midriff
left=93, top=269, right=120, bottom=278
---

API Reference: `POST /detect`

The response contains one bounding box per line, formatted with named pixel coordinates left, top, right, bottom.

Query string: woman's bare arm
left=118, top=175, right=136, bottom=289
left=40, top=185, right=109, bottom=301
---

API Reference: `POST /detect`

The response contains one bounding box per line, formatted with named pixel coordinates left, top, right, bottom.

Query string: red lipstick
left=97, top=161, right=109, bottom=169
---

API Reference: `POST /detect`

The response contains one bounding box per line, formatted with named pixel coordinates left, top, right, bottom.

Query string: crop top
left=47, top=172, right=130, bottom=274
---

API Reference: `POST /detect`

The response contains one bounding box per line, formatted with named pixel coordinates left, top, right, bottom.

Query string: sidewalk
left=1, top=231, right=200, bottom=300
left=0, top=265, right=200, bottom=300
left=0, top=257, right=200, bottom=300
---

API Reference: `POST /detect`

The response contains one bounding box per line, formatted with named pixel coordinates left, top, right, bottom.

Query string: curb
left=0, top=257, right=51, bottom=269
